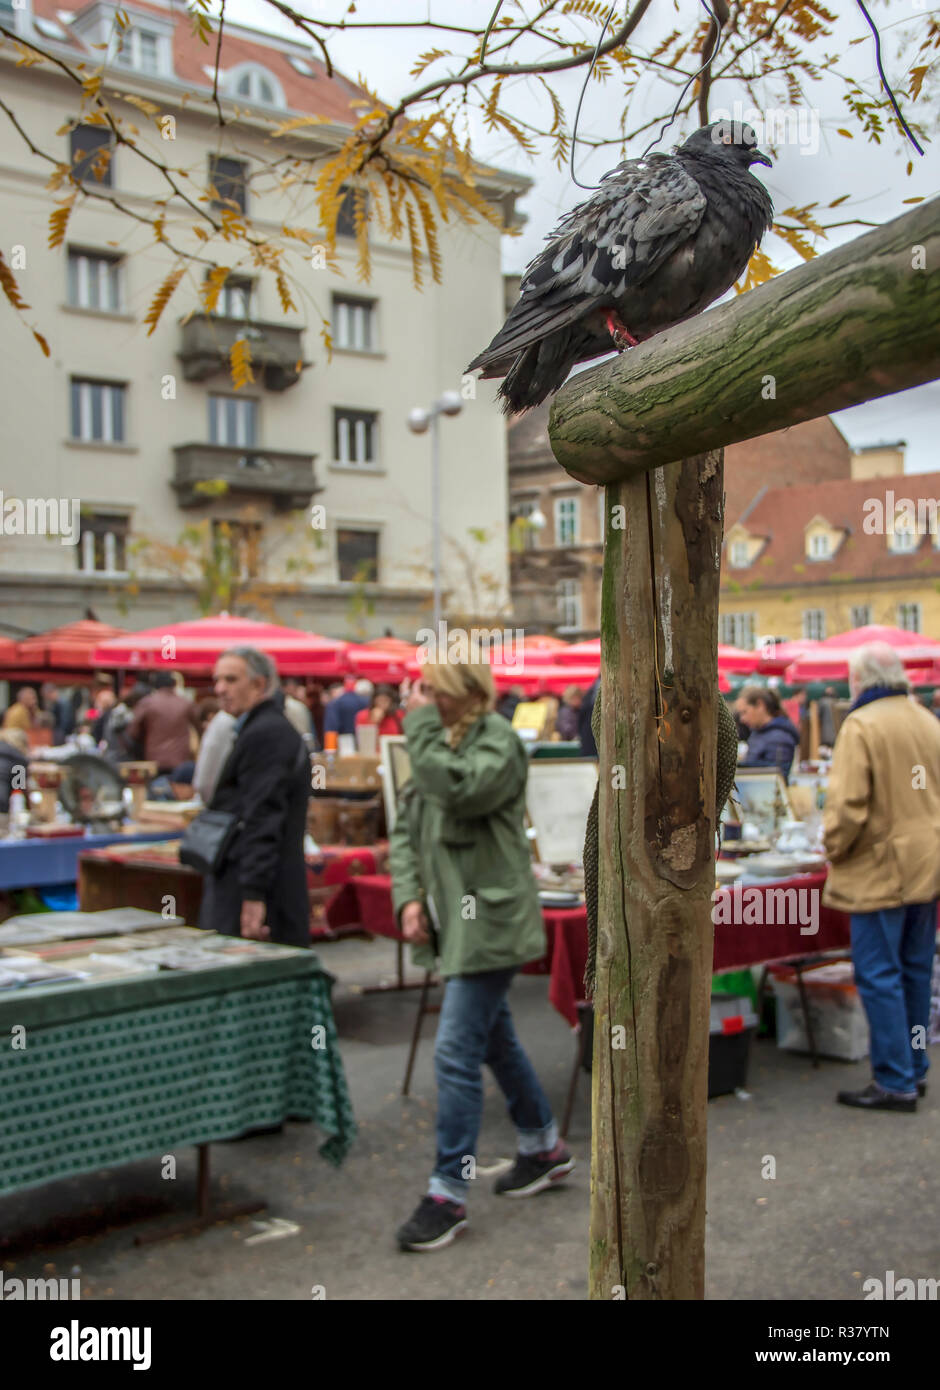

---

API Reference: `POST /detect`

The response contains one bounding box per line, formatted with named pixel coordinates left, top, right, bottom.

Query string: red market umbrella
left=551, top=638, right=600, bottom=665
left=6, top=620, right=126, bottom=672
left=754, top=639, right=819, bottom=675
left=346, top=641, right=419, bottom=682
left=716, top=644, right=760, bottom=674
left=785, top=625, right=940, bottom=683
left=91, top=614, right=349, bottom=677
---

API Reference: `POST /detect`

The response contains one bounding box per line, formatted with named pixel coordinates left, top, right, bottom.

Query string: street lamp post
left=407, top=391, right=462, bottom=630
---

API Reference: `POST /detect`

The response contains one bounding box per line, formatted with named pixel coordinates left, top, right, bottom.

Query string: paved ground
left=2, top=934, right=937, bottom=1301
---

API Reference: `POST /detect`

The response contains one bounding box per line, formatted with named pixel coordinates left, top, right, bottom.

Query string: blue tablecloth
left=0, top=831, right=177, bottom=891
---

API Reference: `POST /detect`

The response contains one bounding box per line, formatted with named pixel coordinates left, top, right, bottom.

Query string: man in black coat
left=199, top=646, right=311, bottom=947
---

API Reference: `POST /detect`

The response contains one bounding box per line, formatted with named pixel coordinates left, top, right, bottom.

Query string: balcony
left=178, top=315, right=308, bottom=391
left=172, top=444, right=319, bottom=511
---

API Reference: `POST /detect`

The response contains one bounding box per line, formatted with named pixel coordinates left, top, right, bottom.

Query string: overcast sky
left=226, top=0, right=938, bottom=471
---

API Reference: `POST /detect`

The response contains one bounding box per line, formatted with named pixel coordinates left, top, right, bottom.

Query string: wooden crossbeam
left=549, top=199, right=940, bottom=484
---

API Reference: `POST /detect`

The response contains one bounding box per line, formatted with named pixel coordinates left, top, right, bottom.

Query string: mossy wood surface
left=589, top=452, right=723, bottom=1299
left=549, top=201, right=940, bottom=484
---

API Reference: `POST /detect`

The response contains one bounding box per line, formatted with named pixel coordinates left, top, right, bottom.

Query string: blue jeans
left=850, top=902, right=937, bottom=1095
left=428, top=968, right=556, bottom=1205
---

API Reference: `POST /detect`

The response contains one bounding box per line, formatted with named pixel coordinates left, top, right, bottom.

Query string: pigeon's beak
left=750, top=149, right=773, bottom=168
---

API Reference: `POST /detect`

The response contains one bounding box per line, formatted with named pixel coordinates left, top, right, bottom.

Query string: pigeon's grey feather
left=467, top=121, right=774, bottom=413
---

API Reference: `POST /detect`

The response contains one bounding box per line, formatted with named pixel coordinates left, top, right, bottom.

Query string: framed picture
left=525, top=758, right=598, bottom=865
left=725, top=769, right=794, bottom=832
left=379, top=735, right=412, bottom=832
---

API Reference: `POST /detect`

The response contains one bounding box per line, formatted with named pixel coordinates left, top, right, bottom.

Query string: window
left=513, top=501, right=540, bottom=551
left=69, top=124, right=113, bottom=186
left=333, top=295, right=376, bottom=351
left=897, top=602, right=922, bottom=633
left=334, top=408, right=377, bottom=467
left=209, top=156, right=248, bottom=214
left=70, top=379, right=125, bottom=443
left=208, top=395, right=258, bottom=448
left=555, top=496, right=579, bottom=546
left=114, top=26, right=164, bottom=74
left=337, top=529, right=379, bottom=583
left=719, top=613, right=756, bottom=648
left=233, top=67, right=278, bottom=104
left=889, top=523, right=917, bottom=554
left=67, top=250, right=121, bottom=311
left=213, top=275, right=254, bottom=320
left=212, top=519, right=262, bottom=581
left=77, top=512, right=129, bottom=574
left=809, top=532, right=831, bottom=560
left=730, top=540, right=750, bottom=568
left=850, top=605, right=871, bottom=628
left=336, top=185, right=365, bottom=238
left=557, top=579, right=581, bottom=631
left=803, top=609, right=826, bottom=641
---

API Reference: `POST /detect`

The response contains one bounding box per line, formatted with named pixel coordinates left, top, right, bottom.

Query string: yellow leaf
left=908, top=66, right=929, bottom=101
left=144, top=266, right=185, bottom=336
left=0, top=251, right=31, bottom=312
left=201, top=265, right=231, bottom=312
left=33, top=330, right=50, bottom=357
left=902, top=196, right=924, bottom=204
left=120, top=92, right=162, bottom=119
left=82, top=75, right=102, bottom=100
left=320, top=318, right=333, bottom=363
left=229, top=336, right=255, bottom=390
left=405, top=201, right=423, bottom=291
left=836, top=128, right=853, bottom=138
left=275, top=271, right=296, bottom=315
left=270, top=114, right=329, bottom=137
left=48, top=198, right=74, bottom=249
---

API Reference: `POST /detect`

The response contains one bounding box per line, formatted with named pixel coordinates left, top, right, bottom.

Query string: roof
left=29, top=0, right=371, bottom=123
left=722, top=470, right=940, bottom=589
left=723, top=416, right=852, bottom=528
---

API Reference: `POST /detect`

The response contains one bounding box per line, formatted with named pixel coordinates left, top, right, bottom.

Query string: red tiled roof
left=30, top=0, right=370, bottom=123
left=722, top=471, right=940, bottom=588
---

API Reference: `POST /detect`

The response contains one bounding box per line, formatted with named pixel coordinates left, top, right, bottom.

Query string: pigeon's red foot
left=604, top=310, right=638, bottom=351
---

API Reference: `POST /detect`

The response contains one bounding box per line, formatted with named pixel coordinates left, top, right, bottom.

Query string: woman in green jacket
left=391, top=656, right=573, bottom=1252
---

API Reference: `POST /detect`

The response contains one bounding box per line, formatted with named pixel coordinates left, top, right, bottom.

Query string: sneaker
left=396, top=1196, right=467, bottom=1252
left=494, top=1143, right=575, bottom=1197
left=836, top=1082, right=916, bottom=1113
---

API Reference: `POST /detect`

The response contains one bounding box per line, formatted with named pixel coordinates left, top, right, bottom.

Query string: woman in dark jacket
left=738, top=684, right=801, bottom=782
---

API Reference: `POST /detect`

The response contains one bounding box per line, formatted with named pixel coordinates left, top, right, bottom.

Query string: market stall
left=0, top=911, right=355, bottom=1236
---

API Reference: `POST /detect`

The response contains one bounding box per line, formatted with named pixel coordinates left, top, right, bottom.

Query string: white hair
left=848, top=642, right=909, bottom=695
left=353, top=678, right=374, bottom=697
left=219, top=646, right=280, bottom=696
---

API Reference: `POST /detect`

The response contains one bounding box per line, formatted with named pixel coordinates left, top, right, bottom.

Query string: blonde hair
left=421, top=657, right=495, bottom=748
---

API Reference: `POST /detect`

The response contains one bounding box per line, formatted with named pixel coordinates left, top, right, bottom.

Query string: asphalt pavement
left=1, top=934, right=937, bottom=1301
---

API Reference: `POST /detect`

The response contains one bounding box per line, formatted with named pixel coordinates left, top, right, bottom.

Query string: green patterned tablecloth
left=0, top=951, right=356, bottom=1197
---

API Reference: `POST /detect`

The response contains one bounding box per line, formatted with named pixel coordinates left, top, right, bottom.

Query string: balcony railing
left=172, top=443, right=319, bottom=511
left=178, top=315, right=307, bottom=391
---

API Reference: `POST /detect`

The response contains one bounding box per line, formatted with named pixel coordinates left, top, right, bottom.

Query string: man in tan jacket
left=824, top=643, right=940, bottom=1112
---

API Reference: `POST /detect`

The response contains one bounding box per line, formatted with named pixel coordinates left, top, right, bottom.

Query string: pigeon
left=466, top=120, right=774, bottom=414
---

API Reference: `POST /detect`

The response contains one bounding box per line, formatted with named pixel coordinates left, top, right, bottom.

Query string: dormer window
left=889, top=526, right=917, bottom=554
left=809, top=532, right=831, bottom=560
left=730, top=540, right=750, bottom=568
left=112, top=24, right=169, bottom=75
left=227, top=65, right=284, bottom=107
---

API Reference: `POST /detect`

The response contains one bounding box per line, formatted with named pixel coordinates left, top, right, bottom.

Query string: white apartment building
left=0, top=0, right=530, bottom=639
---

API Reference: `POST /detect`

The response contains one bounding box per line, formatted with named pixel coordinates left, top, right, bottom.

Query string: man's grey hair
left=848, top=641, right=909, bottom=695
left=354, top=678, right=374, bottom=697
left=220, top=646, right=280, bottom=695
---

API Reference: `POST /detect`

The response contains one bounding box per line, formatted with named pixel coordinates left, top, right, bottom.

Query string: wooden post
left=590, top=452, right=723, bottom=1300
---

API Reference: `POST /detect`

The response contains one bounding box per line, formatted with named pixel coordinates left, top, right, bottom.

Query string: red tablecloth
left=325, top=870, right=854, bottom=1027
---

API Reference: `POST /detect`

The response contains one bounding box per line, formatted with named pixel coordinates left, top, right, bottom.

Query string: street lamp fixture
left=407, top=393, right=464, bottom=628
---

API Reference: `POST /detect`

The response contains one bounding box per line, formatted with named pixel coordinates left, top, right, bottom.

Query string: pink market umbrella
left=717, top=644, right=760, bottom=675
left=754, top=639, right=819, bottom=675
left=785, top=625, right=940, bottom=683
left=91, top=614, right=350, bottom=677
